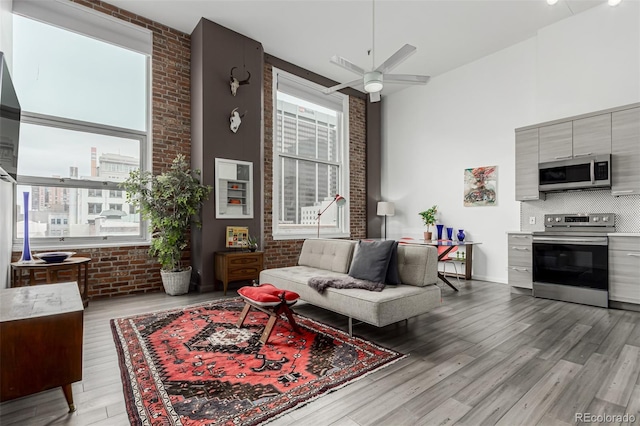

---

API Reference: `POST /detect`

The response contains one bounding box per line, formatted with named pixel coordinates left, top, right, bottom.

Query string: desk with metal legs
left=404, top=240, right=481, bottom=291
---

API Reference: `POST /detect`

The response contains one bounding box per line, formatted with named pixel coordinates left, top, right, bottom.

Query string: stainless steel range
left=532, top=213, right=614, bottom=308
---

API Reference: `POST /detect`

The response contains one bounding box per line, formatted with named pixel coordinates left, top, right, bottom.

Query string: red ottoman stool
left=236, top=284, right=301, bottom=344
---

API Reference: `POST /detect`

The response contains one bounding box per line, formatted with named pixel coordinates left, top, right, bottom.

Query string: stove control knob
left=547, top=217, right=553, bottom=223
left=603, top=216, right=610, bottom=222
left=593, top=217, right=600, bottom=222
left=555, top=217, right=561, bottom=222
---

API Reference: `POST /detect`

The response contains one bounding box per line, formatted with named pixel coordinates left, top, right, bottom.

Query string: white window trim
left=12, top=0, right=153, bottom=55
left=271, top=68, right=350, bottom=241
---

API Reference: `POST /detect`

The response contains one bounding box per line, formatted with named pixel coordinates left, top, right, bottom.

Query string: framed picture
left=226, top=226, right=249, bottom=248
left=464, top=165, right=497, bottom=207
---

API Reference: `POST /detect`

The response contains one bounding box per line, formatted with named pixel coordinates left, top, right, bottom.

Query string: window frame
left=14, top=112, right=150, bottom=248
left=11, top=2, right=152, bottom=250
left=271, top=68, right=350, bottom=241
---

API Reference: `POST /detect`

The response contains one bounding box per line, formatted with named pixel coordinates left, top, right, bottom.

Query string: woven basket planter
left=160, top=266, right=192, bottom=295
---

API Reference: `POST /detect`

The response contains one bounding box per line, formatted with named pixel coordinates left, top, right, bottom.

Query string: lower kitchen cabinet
left=609, top=236, right=640, bottom=305
left=508, top=233, right=533, bottom=290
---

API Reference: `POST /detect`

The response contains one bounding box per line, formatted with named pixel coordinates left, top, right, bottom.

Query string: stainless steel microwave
left=538, top=154, right=611, bottom=192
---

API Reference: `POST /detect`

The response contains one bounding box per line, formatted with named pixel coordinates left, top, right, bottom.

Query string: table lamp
left=317, top=194, right=347, bottom=238
left=377, top=201, right=395, bottom=240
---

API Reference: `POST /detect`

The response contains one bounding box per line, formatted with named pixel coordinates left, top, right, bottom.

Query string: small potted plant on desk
left=419, top=205, right=438, bottom=241
left=246, top=235, right=258, bottom=252
left=121, top=154, right=212, bottom=295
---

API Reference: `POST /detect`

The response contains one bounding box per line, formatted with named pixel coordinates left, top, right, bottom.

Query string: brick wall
left=262, top=62, right=367, bottom=269
left=11, top=0, right=191, bottom=299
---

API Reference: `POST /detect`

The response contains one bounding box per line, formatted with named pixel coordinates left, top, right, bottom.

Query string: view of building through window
left=16, top=148, right=141, bottom=239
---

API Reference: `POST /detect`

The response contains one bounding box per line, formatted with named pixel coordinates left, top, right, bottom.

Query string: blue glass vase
left=457, top=229, right=465, bottom=242
left=20, top=191, right=33, bottom=262
left=436, top=224, right=444, bottom=240
left=446, top=227, right=453, bottom=240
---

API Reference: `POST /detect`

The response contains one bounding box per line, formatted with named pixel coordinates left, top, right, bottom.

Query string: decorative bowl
left=34, top=252, right=76, bottom=264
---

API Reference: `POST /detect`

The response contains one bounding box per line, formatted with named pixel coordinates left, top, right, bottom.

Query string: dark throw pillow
left=385, top=241, right=401, bottom=285
left=348, top=239, right=396, bottom=284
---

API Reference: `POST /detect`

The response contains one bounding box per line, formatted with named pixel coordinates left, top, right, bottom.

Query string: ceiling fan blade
left=384, top=74, right=431, bottom=85
left=375, top=44, right=417, bottom=74
left=369, top=91, right=381, bottom=102
left=330, top=55, right=366, bottom=76
left=323, top=78, right=363, bottom=95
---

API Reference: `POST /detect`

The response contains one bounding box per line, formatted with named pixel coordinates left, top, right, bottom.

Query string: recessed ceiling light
left=547, top=0, right=559, bottom=5
left=608, top=0, right=622, bottom=6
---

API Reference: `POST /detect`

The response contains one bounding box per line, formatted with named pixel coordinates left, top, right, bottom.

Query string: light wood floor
left=1, top=280, right=639, bottom=426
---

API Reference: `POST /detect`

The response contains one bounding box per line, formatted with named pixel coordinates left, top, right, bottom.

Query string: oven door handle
left=532, top=236, right=608, bottom=246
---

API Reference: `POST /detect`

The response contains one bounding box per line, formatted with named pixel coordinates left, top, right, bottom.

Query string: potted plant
left=419, top=205, right=438, bottom=240
left=121, top=154, right=212, bottom=295
left=246, top=235, right=258, bottom=252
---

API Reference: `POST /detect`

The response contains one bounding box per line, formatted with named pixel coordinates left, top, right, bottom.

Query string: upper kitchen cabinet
left=612, top=107, right=640, bottom=196
left=538, top=122, right=572, bottom=163
left=515, top=128, right=540, bottom=201
left=572, top=114, right=611, bottom=157
left=538, top=114, right=612, bottom=163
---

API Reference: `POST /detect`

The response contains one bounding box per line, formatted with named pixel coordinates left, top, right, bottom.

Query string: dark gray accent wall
left=367, top=100, right=382, bottom=238
left=191, top=18, right=264, bottom=292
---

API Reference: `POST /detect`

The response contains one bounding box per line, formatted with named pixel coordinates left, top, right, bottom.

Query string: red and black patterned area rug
left=111, top=298, right=404, bottom=425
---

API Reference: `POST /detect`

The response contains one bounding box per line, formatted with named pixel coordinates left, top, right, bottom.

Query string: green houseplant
left=246, top=235, right=258, bottom=252
left=121, top=154, right=212, bottom=295
left=419, top=205, right=438, bottom=240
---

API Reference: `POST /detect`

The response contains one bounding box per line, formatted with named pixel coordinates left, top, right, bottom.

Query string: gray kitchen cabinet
left=515, top=129, right=540, bottom=201
left=609, top=236, right=640, bottom=305
left=508, top=233, right=532, bottom=290
left=538, top=121, right=572, bottom=163
left=611, top=107, right=640, bottom=196
left=572, top=113, right=611, bottom=157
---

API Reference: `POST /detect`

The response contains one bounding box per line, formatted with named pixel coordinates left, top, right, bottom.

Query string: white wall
left=381, top=2, right=640, bottom=284
left=0, top=0, right=13, bottom=289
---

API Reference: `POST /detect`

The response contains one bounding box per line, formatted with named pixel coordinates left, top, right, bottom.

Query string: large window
left=272, top=69, right=349, bottom=240
left=12, top=1, right=151, bottom=246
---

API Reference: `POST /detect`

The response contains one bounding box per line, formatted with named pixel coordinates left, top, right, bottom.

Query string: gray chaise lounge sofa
left=259, top=238, right=441, bottom=335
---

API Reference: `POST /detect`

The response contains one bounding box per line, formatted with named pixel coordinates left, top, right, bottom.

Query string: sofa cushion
left=348, top=240, right=395, bottom=283
left=298, top=239, right=356, bottom=273
left=397, top=244, right=433, bottom=287
left=385, top=241, right=401, bottom=285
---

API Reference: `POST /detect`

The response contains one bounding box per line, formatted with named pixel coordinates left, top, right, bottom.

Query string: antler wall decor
left=230, top=67, right=251, bottom=96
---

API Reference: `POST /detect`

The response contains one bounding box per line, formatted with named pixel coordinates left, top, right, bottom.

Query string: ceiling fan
left=323, top=1, right=430, bottom=102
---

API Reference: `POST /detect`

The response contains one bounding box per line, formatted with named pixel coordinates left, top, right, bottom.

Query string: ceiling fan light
left=608, top=0, right=622, bottom=6
left=364, top=72, right=383, bottom=93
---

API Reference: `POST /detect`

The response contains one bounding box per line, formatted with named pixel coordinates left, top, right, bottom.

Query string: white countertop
left=608, top=233, right=640, bottom=237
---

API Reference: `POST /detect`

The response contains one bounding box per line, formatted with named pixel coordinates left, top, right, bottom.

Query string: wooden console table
left=0, top=282, right=84, bottom=412
left=11, top=257, right=91, bottom=307
left=214, top=251, right=263, bottom=295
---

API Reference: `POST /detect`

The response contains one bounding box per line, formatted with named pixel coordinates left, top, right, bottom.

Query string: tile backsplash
left=520, top=190, right=640, bottom=233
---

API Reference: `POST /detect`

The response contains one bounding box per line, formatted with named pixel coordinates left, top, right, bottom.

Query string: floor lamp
left=317, top=194, right=347, bottom=238
left=377, top=201, right=395, bottom=240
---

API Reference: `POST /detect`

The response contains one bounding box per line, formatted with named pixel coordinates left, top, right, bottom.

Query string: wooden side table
left=214, top=251, right=263, bottom=295
left=11, top=257, right=91, bottom=307
left=0, top=282, right=84, bottom=412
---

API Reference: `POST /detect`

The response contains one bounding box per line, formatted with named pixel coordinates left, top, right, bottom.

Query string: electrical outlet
left=529, top=216, right=536, bottom=225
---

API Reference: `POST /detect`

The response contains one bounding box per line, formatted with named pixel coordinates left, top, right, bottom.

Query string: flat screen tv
left=0, top=51, right=21, bottom=184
